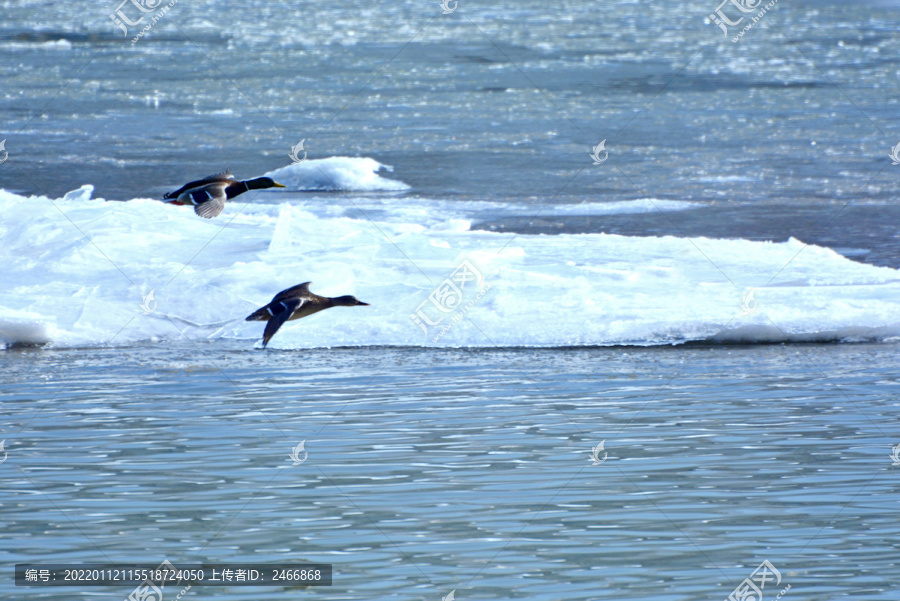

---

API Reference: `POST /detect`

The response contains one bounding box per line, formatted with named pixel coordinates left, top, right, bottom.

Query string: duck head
left=333, top=295, right=370, bottom=307
left=245, top=177, right=287, bottom=190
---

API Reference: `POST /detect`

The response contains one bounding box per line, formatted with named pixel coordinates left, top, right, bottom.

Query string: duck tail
left=245, top=306, right=271, bottom=321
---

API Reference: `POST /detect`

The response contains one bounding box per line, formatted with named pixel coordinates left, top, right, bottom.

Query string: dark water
left=476, top=201, right=900, bottom=268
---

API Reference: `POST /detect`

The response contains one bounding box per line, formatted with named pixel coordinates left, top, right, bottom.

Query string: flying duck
left=163, top=170, right=286, bottom=218
left=245, top=282, right=369, bottom=347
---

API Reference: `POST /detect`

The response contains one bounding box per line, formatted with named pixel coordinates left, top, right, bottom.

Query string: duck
left=245, top=282, right=369, bottom=347
left=163, top=170, right=286, bottom=218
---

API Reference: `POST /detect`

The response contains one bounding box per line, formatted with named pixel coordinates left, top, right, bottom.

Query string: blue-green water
left=3, top=343, right=900, bottom=600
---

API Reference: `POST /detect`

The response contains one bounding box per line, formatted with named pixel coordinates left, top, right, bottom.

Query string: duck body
left=246, top=282, right=369, bottom=347
left=163, top=170, right=286, bottom=218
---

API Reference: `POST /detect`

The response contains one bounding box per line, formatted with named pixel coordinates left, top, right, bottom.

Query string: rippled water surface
left=3, top=344, right=900, bottom=600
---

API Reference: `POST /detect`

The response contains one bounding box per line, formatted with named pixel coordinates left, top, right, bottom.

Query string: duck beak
left=357, top=301, right=370, bottom=306
left=272, top=182, right=287, bottom=188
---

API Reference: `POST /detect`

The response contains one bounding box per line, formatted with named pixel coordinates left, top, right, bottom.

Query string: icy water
left=3, top=0, right=900, bottom=599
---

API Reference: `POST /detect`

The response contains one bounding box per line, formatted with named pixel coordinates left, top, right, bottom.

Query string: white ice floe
left=2, top=174, right=900, bottom=348
left=264, top=156, right=410, bottom=192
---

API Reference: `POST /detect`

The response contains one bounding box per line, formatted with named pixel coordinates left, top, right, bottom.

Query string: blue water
left=3, top=344, right=900, bottom=600
left=2, top=0, right=900, bottom=599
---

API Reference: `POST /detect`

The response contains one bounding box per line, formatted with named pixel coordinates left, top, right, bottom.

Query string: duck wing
left=190, top=183, right=229, bottom=218
left=246, top=284, right=311, bottom=321
left=163, top=170, right=234, bottom=199
left=262, top=298, right=303, bottom=347
left=271, top=282, right=312, bottom=303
